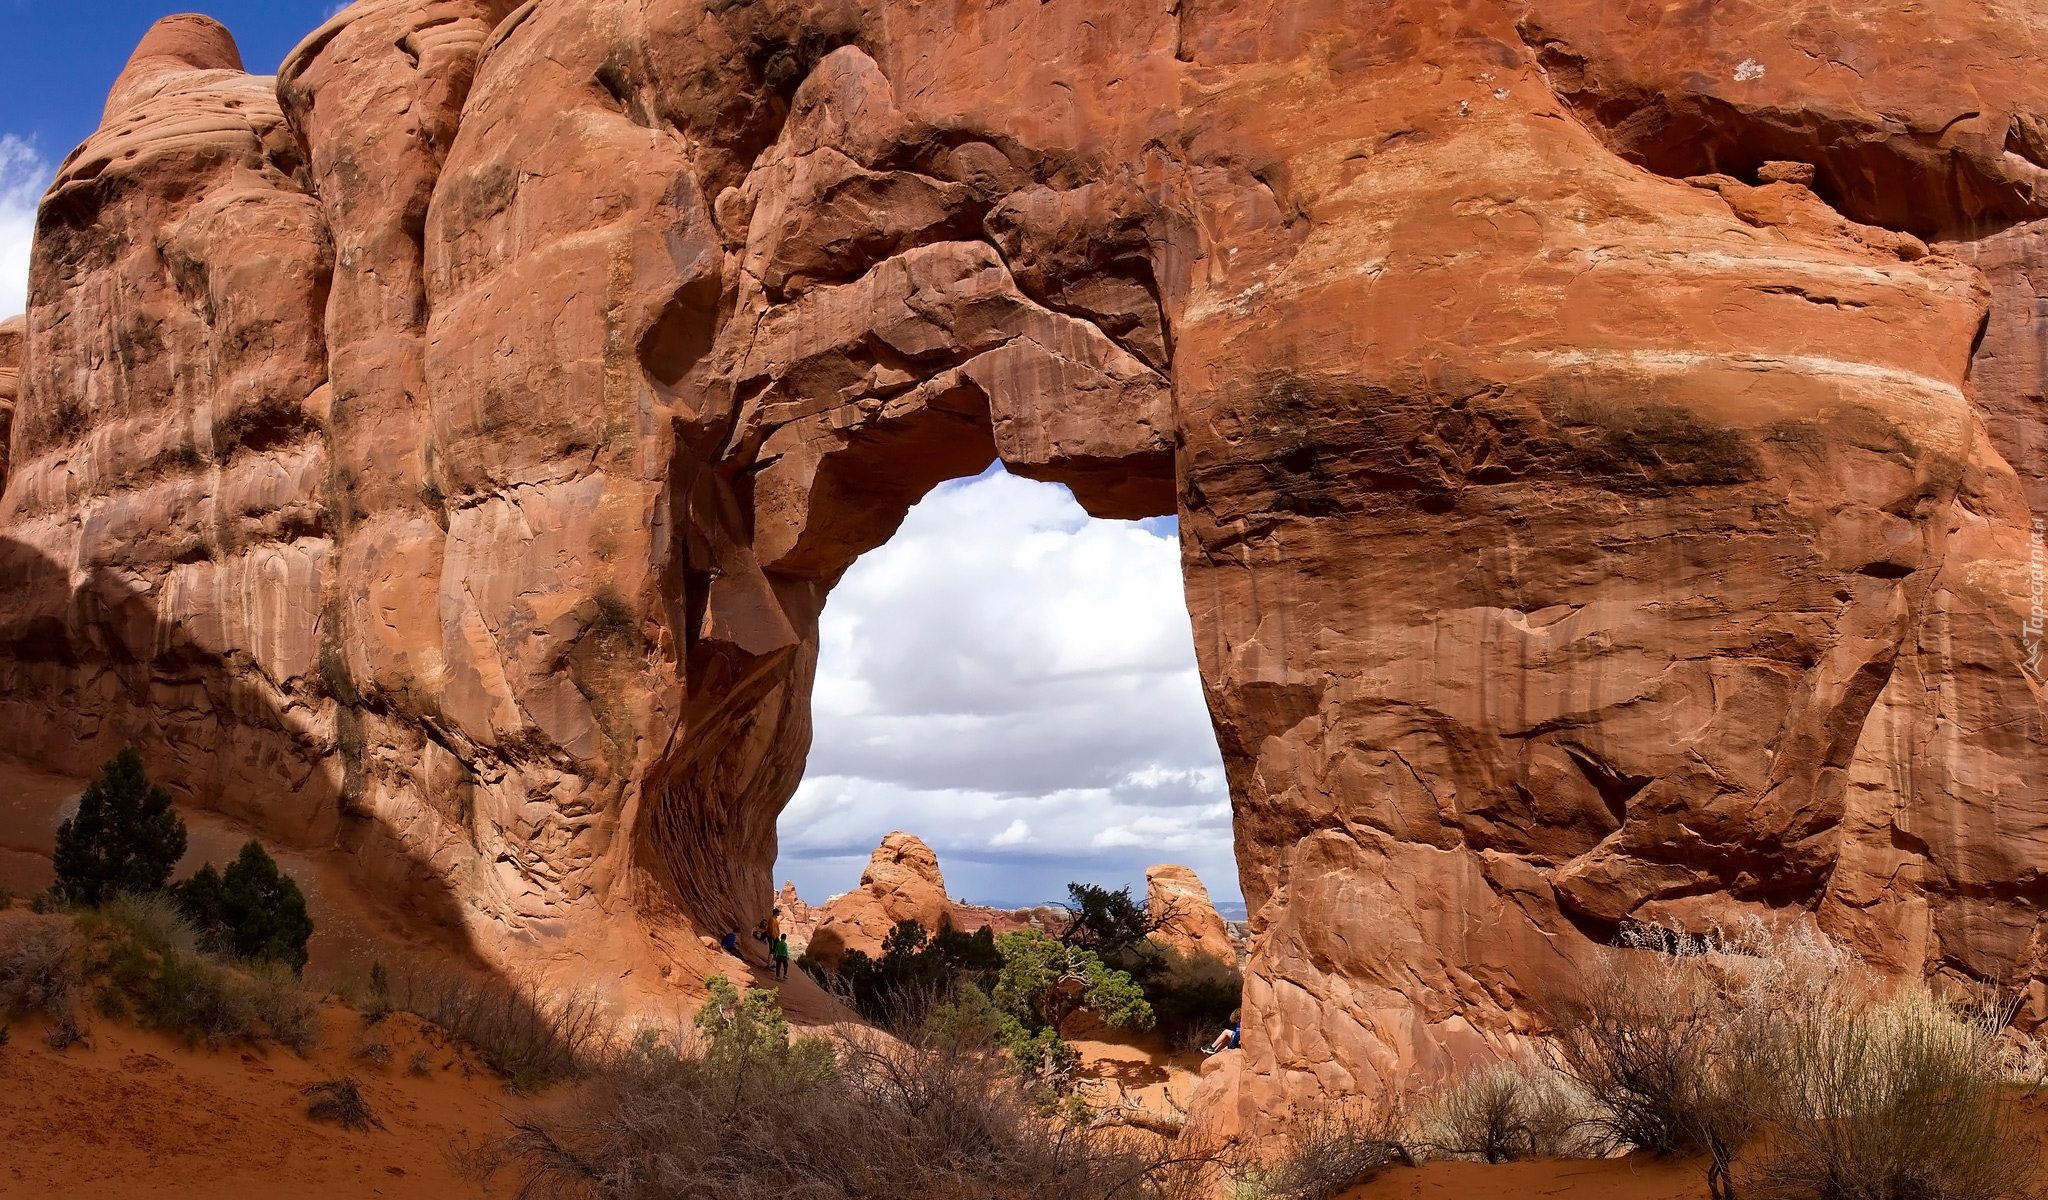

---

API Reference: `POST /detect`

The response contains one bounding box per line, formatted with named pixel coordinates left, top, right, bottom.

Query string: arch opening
left=772, top=461, right=1239, bottom=916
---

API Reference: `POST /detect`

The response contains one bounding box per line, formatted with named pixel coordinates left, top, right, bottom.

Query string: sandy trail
left=1345, top=1157, right=1710, bottom=1199
left=1067, top=1011, right=1206, bottom=1118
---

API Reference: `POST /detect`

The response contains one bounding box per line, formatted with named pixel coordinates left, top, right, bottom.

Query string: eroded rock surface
left=2, top=0, right=2044, bottom=1135
left=800, top=832, right=1042, bottom=969
left=1147, top=864, right=1238, bottom=969
left=0, top=315, right=22, bottom=492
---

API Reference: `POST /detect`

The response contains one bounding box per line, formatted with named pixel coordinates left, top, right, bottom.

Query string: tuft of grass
left=1542, top=918, right=2039, bottom=1200
left=1750, top=989, right=2038, bottom=1200
left=368, top=960, right=610, bottom=1091
left=1224, top=1105, right=1412, bottom=1200
left=304, top=1077, right=384, bottom=1131
left=1416, top=1060, right=1596, bottom=1163
left=139, top=951, right=258, bottom=1046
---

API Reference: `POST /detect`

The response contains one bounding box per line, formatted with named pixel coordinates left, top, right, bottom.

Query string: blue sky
left=2, top=4, right=341, bottom=162
left=0, top=4, right=1245, bottom=917
left=2, top=4, right=348, bottom=317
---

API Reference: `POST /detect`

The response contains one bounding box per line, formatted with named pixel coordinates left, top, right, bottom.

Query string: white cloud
left=774, top=464, right=1242, bottom=912
left=0, top=136, right=51, bottom=320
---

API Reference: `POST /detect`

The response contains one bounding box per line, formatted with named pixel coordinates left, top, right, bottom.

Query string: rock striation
left=2, top=0, right=2044, bottom=1136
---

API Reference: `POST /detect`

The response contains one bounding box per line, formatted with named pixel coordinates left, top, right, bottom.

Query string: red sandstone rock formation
left=3, top=0, right=2044, bottom=1137
left=1146, top=865, right=1238, bottom=969
left=800, top=832, right=1041, bottom=969
left=803, top=832, right=950, bottom=969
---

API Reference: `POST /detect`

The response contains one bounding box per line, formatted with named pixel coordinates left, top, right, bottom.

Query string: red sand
left=0, top=1004, right=524, bottom=1199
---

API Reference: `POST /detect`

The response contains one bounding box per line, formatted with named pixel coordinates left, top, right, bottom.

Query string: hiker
left=750, top=906, right=783, bottom=959
left=721, top=930, right=741, bottom=957
left=1202, top=1009, right=1242, bottom=1055
left=772, top=934, right=791, bottom=981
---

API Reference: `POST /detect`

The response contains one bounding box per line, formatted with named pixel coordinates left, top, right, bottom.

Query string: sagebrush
left=469, top=974, right=1206, bottom=1200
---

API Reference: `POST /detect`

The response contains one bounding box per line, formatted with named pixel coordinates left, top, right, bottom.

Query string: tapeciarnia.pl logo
left=2027, top=517, right=2046, bottom=681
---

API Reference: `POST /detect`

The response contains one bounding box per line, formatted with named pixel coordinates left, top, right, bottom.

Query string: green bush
left=81, top=895, right=319, bottom=1053
left=1133, top=942, right=1242, bottom=1049
left=52, top=747, right=188, bottom=907
left=804, top=918, right=1001, bottom=1028
left=176, top=840, right=314, bottom=972
left=993, top=929, right=1152, bottom=1035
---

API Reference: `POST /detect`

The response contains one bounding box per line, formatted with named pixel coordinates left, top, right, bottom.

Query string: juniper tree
left=177, top=840, right=314, bottom=972
left=52, top=747, right=188, bottom=907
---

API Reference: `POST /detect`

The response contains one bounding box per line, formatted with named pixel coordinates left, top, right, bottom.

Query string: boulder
left=803, top=832, right=956, bottom=970
left=1146, top=865, right=1238, bottom=969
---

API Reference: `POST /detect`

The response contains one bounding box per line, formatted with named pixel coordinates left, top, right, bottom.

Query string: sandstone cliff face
left=0, top=315, right=22, bottom=493
left=3, top=0, right=2044, bottom=1134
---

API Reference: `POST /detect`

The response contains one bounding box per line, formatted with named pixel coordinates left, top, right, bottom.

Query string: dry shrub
left=1225, top=1105, right=1412, bottom=1200
left=1749, top=989, right=2038, bottom=1200
left=375, top=960, right=609, bottom=1091
left=1416, top=1060, right=1596, bottom=1163
left=304, top=1077, right=384, bottom=1131
left=354, top=1034, right=394, bottom=1067
left=1550, top=918, right=2036, bottom=1200
left=245, top=960, right=321, bottom=1056
left=1547, top=926, right=1730, bottom=1159
left=0, top=921, right=84, bottom=1047
left=1997, top=1027, right=2048, bottom=1088
left=468, top=975, right=1196, bottom=1200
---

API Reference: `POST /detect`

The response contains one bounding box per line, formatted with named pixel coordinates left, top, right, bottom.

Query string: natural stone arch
left=632, top=45, right=1183, bottom=943
left=4, top=0, right=2046, bottom=1143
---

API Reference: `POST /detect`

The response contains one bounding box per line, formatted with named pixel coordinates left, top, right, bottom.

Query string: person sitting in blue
left=721, top=930, right=740, bottom=956
left=1202, top=1009, right=1242, bottom=1054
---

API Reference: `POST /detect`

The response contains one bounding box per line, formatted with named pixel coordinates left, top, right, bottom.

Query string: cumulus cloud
left=774, top=465, right=1242, bottom=911
left=0, top=136, right=51, bottom=319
